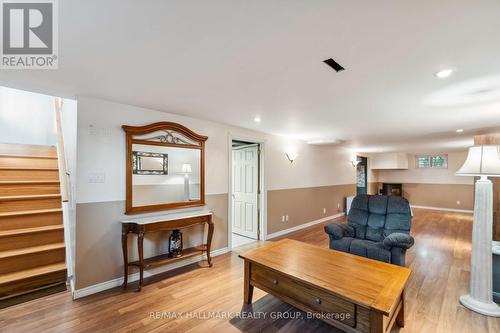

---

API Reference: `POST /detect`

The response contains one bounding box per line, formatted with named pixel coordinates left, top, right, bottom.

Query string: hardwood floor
left=1, top=209, right=500, bottom=332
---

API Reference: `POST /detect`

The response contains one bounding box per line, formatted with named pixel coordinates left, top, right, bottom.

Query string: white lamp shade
left=456, top=145, right=500, bottom=177
left=181, top=163, right=192, bottom=173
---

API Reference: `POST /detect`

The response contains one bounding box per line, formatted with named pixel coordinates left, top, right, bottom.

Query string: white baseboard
left=411, top=205, right=473, bottom=214
left=266, top=212, right=345, bottom=240
left=72, top=247, right=230, bottom=300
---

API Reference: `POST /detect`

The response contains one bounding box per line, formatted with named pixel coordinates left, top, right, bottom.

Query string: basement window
left=415, top=154, right=448, bottom=169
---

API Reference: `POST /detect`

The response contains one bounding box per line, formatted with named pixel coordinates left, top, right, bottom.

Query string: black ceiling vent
left=323, top=58, right=345, bottom=72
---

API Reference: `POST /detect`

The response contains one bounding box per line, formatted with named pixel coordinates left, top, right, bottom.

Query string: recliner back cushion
left=366, top=195, right=388, bottom=241
left=348, top=195, right=411, bottom=241
left=383, top=196, right=412, bottom=237
left=347, top=195, right=369, bottom=239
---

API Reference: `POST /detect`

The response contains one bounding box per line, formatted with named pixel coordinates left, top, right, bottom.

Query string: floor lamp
left=456, top=144, right=500, bottom=316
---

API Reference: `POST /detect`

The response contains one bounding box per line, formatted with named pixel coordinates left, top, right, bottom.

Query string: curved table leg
left=137, top=231, right=145, bottom=291
left=121, top=226, right=128, bottom=289
left=206, top=217, right=214, bottom=267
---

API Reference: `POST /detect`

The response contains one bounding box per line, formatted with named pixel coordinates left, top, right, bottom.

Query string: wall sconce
left=351, top=158, right=360, bottom=167
left=286, top=151, right=298, bottom=163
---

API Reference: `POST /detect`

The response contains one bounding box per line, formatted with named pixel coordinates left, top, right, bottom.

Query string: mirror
left=123, top=122, right=207, bottom=214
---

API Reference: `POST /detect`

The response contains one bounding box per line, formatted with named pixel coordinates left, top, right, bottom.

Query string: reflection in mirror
left=133, top=151, right=168, bottom=175
left=131, top=144, right=201, bottom=206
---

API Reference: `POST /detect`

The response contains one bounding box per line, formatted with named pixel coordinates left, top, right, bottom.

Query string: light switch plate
left=88, top=172, right=106, bottom=183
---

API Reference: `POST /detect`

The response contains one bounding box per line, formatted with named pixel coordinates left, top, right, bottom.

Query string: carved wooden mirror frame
left=122, top=122, right=208, bottom=214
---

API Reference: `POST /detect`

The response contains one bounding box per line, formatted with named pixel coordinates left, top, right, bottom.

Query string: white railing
left=54, top=97, right=70, bottom=203
left=54, top=97, right=75, bottom=292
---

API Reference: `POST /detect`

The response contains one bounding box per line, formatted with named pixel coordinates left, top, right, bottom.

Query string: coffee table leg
left=396, top=291, right=405, bottom=327
left=243, top=261, right=254, bottom=304
left=369, top=311, right=383, bottom=333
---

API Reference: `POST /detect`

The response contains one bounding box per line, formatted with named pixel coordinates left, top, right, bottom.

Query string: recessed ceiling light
left=253, top=116, right=261, bottom=123
left=456, top=129, right=464, bottom=133
left=435, top=68, right=455, bottom=79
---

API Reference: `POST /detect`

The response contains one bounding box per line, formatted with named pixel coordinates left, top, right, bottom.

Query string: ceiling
left=2, top=0, right=500, bottom=152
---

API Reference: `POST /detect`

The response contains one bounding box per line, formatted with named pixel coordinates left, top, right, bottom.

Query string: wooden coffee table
left=239, top=239, right=411, bottom=333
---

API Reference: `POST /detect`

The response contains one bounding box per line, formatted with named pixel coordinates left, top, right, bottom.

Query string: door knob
left=272, top=279, right=278, bottom=285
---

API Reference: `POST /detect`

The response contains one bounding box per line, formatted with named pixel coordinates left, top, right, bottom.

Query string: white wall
left=76, top=97, right=356, bottom=204
left=370, top=153, right=409, bottom=170
left=376, top=151, right=474, bottom=185
left=59, top=99, right=78, bottom=289
left=0, top=86, right=57, bottom=146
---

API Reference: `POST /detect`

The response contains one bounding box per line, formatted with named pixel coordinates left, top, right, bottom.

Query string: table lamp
left=182, top=164, right=192, bottom=201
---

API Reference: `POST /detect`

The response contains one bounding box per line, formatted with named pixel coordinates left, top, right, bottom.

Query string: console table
left=121, top=210, right=214, bottom=291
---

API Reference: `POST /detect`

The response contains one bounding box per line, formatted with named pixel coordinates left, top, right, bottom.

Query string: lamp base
left=460, top=294, right=500, bottom=317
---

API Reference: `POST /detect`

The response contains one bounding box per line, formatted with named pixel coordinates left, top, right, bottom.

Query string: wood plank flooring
left=1, top=209, right=500, bottom=332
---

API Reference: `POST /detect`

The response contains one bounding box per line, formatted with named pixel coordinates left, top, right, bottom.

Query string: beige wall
left=368, top=182, right=379, bottom=195
left=402, top=183, right=474, bottom=210
left=371, top=151, right=474, bottom=210
left=75, top=97, right=357, bottom=289
left=267, top=184, right=355, bottom=234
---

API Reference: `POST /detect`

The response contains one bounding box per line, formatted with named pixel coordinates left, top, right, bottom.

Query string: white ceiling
left=2, top=0, right=500, bottom=152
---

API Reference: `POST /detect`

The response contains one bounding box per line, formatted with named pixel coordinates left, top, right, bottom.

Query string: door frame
left=356, top=155, right=368, bottom=195
left=227, top=134, right=267, bottom=250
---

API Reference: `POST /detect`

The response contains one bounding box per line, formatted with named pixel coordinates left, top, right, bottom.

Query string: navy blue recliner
left=324, top=195, right=414, bottom=266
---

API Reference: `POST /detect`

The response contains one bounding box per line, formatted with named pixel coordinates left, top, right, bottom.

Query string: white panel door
left=232, top=145, right=259, bottom=239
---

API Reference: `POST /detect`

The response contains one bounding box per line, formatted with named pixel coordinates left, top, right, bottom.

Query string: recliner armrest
left=324, top=223, right=354, bottom=240
left=382, top=233, right=414, bottom=250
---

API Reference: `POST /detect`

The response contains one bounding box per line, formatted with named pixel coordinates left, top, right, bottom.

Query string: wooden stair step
left=0, top=194, right=61, bottom=213
left=0, top=167, right=59, bottom=171
left=0, top=144, right=57, bottom=158
left=0, top=263, right=67, bottom=300
left=0, top=242, right=65, bottom=259
left=0, top=262, right=66, bottom=285
left=0, top=167, right=59, bottom=181
left=0, top=225, right=64, bottom=251
left=0, top=193, right=61, bottom=200
left=0, top=194, right=61, bottom=201
left=0, top=154, right=57, bottom=160
left=0, top=181, right=61, bottom=196
left=0, top=180, right=60, bottom=184
left=0, top=208, right=62, bottom=218
left=0, top=155, right=58, bottom=168
left=0, top=224, right=63, bottom=237
left=0, top=242, right=66, bottom=275
left=0, top=208, right=63, bottom=231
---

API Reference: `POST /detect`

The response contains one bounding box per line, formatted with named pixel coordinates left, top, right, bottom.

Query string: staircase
left=0, top=143, right=67, bottom=303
